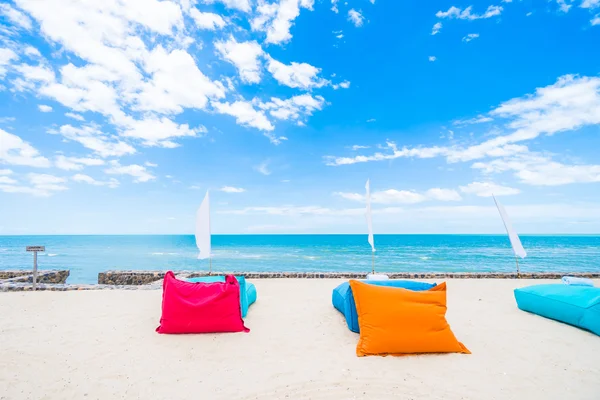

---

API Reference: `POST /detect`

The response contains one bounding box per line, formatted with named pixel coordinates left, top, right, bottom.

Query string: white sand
left=1, top=279, right=599, bottom=400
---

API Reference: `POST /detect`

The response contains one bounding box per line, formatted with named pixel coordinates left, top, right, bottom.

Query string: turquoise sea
left=1, top=235, right=599, bottom=284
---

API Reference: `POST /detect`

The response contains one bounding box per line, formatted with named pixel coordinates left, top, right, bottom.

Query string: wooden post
left=371, top=251, right=375, bottom=274
left=33, top=251, right=38, bottom=290
left=26, top=246, right=45, bottom=291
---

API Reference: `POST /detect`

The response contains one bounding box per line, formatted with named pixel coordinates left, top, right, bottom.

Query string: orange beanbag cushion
left=349, top=280, right=470, bottom=356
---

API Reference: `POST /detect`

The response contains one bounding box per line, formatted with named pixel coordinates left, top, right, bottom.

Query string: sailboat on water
left=365, top=179, right=388, bottom=280
left=195, top=190, right=212, bottom=274
left=493, top=195, right=527, bottom=277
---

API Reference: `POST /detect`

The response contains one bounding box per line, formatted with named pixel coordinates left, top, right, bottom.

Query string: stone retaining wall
left=0, top=271, right=31, bottom=280
left=3, top=270, right=599, bottom=291
left=0, top=282, right=161, bottom=292
left=98, top=270, right=600, bottom=285
left=98, top=271, right=166, bottom=285
left=0, top=270, right=70, bottom=284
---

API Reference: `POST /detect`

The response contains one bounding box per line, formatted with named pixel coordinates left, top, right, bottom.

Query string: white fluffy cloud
left=36, top=63, right=121, bottom=118
left=436, top=5, right=503, bottom=20
left=332, top=80, right=350, bottom=89
left=556, top=0, right=572, bottom=12
left=214, top=36, right=264, bottom=84
left=105, top=161, right=155, bottom=183
left=119, top=116, right=205, bottom=148
left=459, top=181, right=520, bottom=197
left=581, top=0, right=600, bottom=8
left=453, top=115, right=493, bottom=125
left=202, top=0, right=251, bottom=12
left=38, top=104, right=52, bottom=112
left=220, top=205, right=364, bottom=216
left=472, top=153, right=600, bottom=186
left=0, top=129, right=51, bottom=167
left=326, top=75, right=600, bottom=168
left=15, top=173, right=69, bottom=196
left=220, top=186, right=246, bottom=193
left=8, top=0, right=283, bottom=152
left=377, top=189, right=424, bottom=204
left=7, top=174, right=68, bottom=197
left=189, top=9, right=226, bottom=30
left=335, top=187, right=461, bottom=204
left=348, top=9, right=364, bottom=27
left=3, top=0, right=335, bottom=158
left=72, top=173, right=119, bottom=188
left=0, top=176, right=17, bottom=184
left=51, top=124, right=136, bottom=158
left=0, top=48, right=18, bottom=77
left=258, top=94, right=325, bottom=123
left=252, top=0, right=314, bottom=45
left=15, top=0, right=183, bottom=79
left=489, top=75, right=600, bottom=145
left=426, top=188, right=463, bottom=201
left=266, top=56, right=328, bottom=90
left=65, top=112, right=85, bottom=121
left=0, top=48, right=18, bottom=64
left=0, top=3, right=33, bottom=31
left=331, top=0, right=339, bottom=13
left=0, top=169, right=16, bottom=184
left=325, top=139, right=529, bottom=166
left=135, top=46, right=226, bottom=114
left=23, top=46, right=41, bottom=57
left=254, top=159, right=271, bottom=175
left=428, top=56, right=437, bottom=62
left=55, top=155, right=104, bottom=171
left=14, top=63, right=55, bottom=87
left=462, top=33, right=480, bottom=42
left=212, top=100, right=275, bottom=133
left=431, top=22, right=442, bottom=35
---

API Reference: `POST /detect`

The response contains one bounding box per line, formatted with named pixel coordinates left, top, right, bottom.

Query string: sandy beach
left=1, top=279, right=599, bottom=400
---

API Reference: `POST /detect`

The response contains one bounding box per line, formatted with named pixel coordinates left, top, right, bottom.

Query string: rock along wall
left=97, top=270, right=600, bottom=285
left=98, top=271, right=166, bottom=285
left=0, top=270, right=70, bottom=284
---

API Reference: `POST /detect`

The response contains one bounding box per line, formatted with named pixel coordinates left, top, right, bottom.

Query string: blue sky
left=1, top=0, right=600, bottom=235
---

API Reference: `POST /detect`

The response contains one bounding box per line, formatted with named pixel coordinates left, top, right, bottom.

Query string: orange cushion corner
left=349, top=280, right=470, bottom=357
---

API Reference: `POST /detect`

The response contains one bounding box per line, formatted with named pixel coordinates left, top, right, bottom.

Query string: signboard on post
left=26, top=246, right=45, bottom=290
left=27, top=246, right=45, bottom=252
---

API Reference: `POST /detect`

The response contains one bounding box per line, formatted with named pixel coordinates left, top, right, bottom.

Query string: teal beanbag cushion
left=514, top=284, right=600, bottom=336
left=332, top=280, right=437, bottom=333
left=187, top=276, right=257, bottom=318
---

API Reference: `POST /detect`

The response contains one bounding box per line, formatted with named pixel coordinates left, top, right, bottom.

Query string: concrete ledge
left=98, top=270, right=600, bottom=285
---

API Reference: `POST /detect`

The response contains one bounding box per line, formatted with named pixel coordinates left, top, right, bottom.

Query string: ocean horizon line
left=2, top=233, right=600, bottom=237
left=2, top=234, right=599, bottom=283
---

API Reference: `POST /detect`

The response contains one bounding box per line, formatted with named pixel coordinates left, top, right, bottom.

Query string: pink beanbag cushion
left=156, top=271, right=249, bottom=334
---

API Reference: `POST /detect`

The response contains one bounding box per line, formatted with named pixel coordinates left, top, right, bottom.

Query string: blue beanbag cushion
left=332, top=280, right=437, bottom=333
left=187, top=276, right=257, bottom=318
left=514, top=284, right=600, bottom=336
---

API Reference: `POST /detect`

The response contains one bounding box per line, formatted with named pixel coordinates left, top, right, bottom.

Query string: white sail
left=493, top=195, right=526, bottom=259
left=365, top=179, right=375, bottom=253
left=195, top=191, right=211, bottom=260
